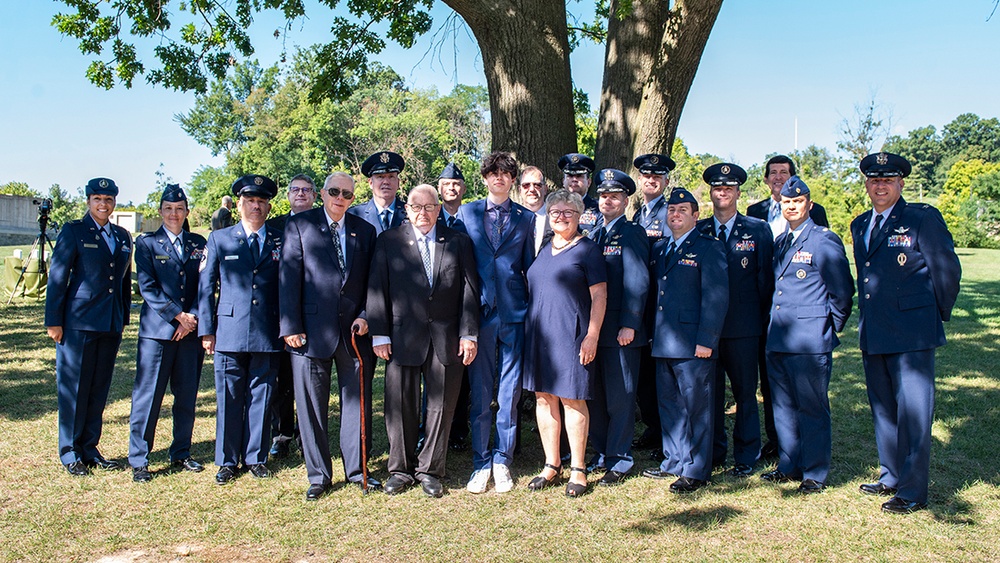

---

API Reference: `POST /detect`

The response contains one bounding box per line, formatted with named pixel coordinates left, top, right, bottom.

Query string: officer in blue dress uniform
left=128, top=184, right=207, bottom=482
left=587, top=169, right=650, bottom=486
left=45, top=177, right=132, bottom=475
left=630, top=153, right=676, bottom=452
left=199, top=174, right=283, bottom=484
left=851, top=152, right=961, bottom=514
left=348, top=151, right=409, bottom=234
left=696, top=163, right=774, bottom=477
left=558, top=153, right=603, bottom=236
left=761, top=176, right=853, bottom=494
left=641, top=188, right=728, bottom=493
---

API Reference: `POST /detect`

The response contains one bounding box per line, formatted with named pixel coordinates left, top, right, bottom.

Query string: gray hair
left=408, top=184, right=440, bottom=203
left=323, top=171, right=355, bottom=190
left=545, top=189, right=585, bottom=214
left=288, top=173, right=316, bottom=190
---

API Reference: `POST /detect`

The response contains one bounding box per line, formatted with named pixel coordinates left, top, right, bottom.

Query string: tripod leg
left=6, top=236, right=42, bottom=305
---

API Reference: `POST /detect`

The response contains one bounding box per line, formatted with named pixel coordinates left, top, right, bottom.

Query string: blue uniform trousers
left=128, top=336, right=204, bottom=467
left=655, top=357, right=715, bottom=482
left=56, top=329, right=122, bottom=465
left=214, top=351, right=276, bottom=467
left=589, top=346, right=640, bottom=473
left=713, top=336, right=762, bottom=467
left=766, top=351, right=832, bottom=482
left=469, top=309, right=523, bottom=470
left=863, top=349, right=935, bottom=504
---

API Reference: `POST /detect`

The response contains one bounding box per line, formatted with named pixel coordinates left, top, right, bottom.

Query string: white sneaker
left=493, top=463, right=514, bottom=493
left=467, top=467, right=492, bottom=494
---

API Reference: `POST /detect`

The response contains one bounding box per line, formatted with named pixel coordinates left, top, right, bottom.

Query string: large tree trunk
left=444, top=0, right=577, bottom=183
left=597, top=0, right=723, bottom=169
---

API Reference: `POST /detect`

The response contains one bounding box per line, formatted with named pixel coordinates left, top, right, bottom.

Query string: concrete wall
left=0, top=194, right=42, bottom=237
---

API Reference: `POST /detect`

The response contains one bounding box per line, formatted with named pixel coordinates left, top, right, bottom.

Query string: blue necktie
left=249, top=233, right=260, bottom=262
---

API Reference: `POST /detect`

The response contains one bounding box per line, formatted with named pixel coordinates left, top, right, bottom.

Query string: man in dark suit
left=128, top=185, right=207, bottom=482
left=559, top=153, right=603, bottom=236
left=199, top=174, right=283, bottom=485
left=630, top=153, right=676, bottom=452
left=587, top=169, right=649, bottom=486
left=761, top=176, right=853, bottom=494
left=368, top=184, right=480, bottom=497
left=264, top=173, right=318, bottom=460
left=348, top=150, right=409, bottom=235
left=851, top=152, right=961, bottom=514
left=210, top=196, right=233, bottom=231
left=696, top=163, right=774, bottom=478
left=279, top=172, right=379, bottom=500
left=641, top=188, right=728, bottom=493
left=745, top=154, right=829, bottom=460
left=45, top=177, right=132, bottom=475
left=456, top=151, right=535, bottom=494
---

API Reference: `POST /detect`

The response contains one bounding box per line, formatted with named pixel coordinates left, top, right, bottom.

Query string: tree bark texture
left=597, top=0, right=723, bottom=171
left=445, top=0, right=577, bottom=183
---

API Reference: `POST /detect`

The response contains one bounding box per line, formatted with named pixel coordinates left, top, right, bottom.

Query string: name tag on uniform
left=603, top=245, right=622, bottom=256
left=224, top=255, right=239, bottom=261
left=155, top=255, right=170, bottom=260
left=734, top=240, right=756, bottom=252
left=888, top=235, right=912, bottom=247
left=791, top=251, right=812, bottom=264
left=83, top=243, right=99, bottom=249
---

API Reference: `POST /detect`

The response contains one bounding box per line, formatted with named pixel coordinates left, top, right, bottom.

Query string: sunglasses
left=326, top=187, right=355, bottom=200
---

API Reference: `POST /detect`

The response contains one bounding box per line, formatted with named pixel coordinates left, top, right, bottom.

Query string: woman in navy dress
left=523, top=190, right=607, bottom=497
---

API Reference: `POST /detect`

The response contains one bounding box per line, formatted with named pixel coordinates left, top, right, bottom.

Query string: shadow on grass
left=628, top=505, right=745, bottom=533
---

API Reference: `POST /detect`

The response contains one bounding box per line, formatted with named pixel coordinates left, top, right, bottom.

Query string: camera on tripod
left=32, top=198, right=54, bottom=230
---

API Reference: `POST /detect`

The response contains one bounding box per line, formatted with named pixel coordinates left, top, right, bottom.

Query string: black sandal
left=527, top=463, right=562, bottom=491
left=565, top=467, right=589, bottom=498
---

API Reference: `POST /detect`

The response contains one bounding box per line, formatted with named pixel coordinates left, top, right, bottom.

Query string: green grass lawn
left=1, top=247, right=998, bottom=562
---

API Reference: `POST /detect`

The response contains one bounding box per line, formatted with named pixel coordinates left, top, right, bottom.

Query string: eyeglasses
left=547, top=209, right=580, bottom=219
left=289, top=187, right=315, bottom=194
left=326, top=187, right=355, bottom=200
left=520, top=182, right=544, bottom=189
left=406, top=204, right=440, bottom=213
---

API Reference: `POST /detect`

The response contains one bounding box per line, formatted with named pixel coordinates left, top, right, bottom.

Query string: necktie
left=598, top=227, right=608, bottom=246
left=447, top=215, right=455, bottom=228
left=769, top=201, right=780, bottom=222
left=173, top=236, right=184, bottom=259
left=868, top=214, right=883, bottom=251
left=718, top=224, right=727, bottom=245
left=249, top=233, right=260, bottom=262
left=101, top=227, right=115, bottom=253
left=776, top=233, right=792, bottom=263
left=420, top=236, right=433, bottom=285
left=642, top=205, right=650, bottom=223
left=490, top=206, right=507, bottom=247
left=331, top=221, right=345, bottom=274
left=380, top=209, right=390, bottom=231
left=665, top=240, right=676, bottom=262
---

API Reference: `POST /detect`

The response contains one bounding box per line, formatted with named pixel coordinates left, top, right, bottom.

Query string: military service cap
left=231, top=175, right=278, bottom=200
left=558, top=153, right=595, bottom=175
left=666, top=187, right=696, bottom=205
left=160, top=183, right=188, bottom=203
left=633, top=153, right=676, bottom=175
left=780, top=176, right=811, bottom=198
left=703, top=163, right=747, bottom=186
left=438, top=162, right=465, bottom=181
left=85, top=177, right=119, bottom=197
left=361, top=151, right=406, bottom=177
left=595, top=168, right=636, bottom=196
left=860, top=151, right=911, bottom=178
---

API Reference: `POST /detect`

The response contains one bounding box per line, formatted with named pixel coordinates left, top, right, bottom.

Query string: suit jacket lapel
left=431, top=230, right=447, bottom=292
left=497, top=205, right=523, bottom=248
left=867, top=198, right=907, bottom=258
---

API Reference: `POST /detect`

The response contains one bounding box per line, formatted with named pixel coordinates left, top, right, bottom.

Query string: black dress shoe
left=882, top=496, right=927, bottom=515
left=353, top=476, right=382, bottom=492
left=269, top=441, right=291, bottom=460
left=383, top=475, right=412, bottom=495
left=132, top=466, right=152, bottom=483
left=859, top=482, right=897, bottom=496
left=215, top=466, right=237, bottom=485
left=173, top=457, right=205, bottom=473
left=798, top=479, right=824, bottom=494
left=418, top=475, right=444, bottom=498
left=728, top=464, right=754, bottom=478
left=86, top=455, right=123, bottom=471
left=642, top=467, right=674, bottom=480
left=306, top=483, right=331, bottom=501
left=760, top=442, right=779, bottom=460
left=248, top=464, right=271, bottom=479
left=597, top=470, right=628, bottom=487
left=760, top=469, right=793, bottom=483
left=669, top=476, right=707, bottom=494
left=65, top=461, right=89, bottom=476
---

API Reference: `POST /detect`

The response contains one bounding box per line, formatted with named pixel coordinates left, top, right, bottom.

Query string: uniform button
left=180, top=285, right=184, bottom=290
left=428, top=296, right=433, bottom=301
left=109, top=262, right=114, bottom=268
left=108, top=275, right=114, bottom=281
left=252, top=284, right=258, bottom=289
left=253, top=269, right=258, bottom=275
left=778, top=276, right=783, bottom=281
left=659, top=291, right=664, bottom=296
left=865, top=294, right=870, bottom=299
left=108, top=288, right=113, bottom=294
left=775, top=305, right=780, bottom=310
left=777, top=291, right=782, bottom=296
left=428, top=317, right=434, bottom=322
left=863, top=278, right=869, bottom=283
left=252, top=299, right=258, bottom=305
left=865, top=261, right=870, bottom=267
left=662, top=276, right=667, bottom=280
left=179, top=271, right=185, bottom=277
left=658, top=306, right=663, bottom=311
left=180, top=298, right=185, bottom=303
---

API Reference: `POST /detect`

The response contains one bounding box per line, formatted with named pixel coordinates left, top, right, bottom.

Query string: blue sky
left=2, top=0, right=999, bottom=203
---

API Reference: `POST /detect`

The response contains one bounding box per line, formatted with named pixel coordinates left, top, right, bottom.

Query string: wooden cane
left=350, top=325, right=369, bottom=494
